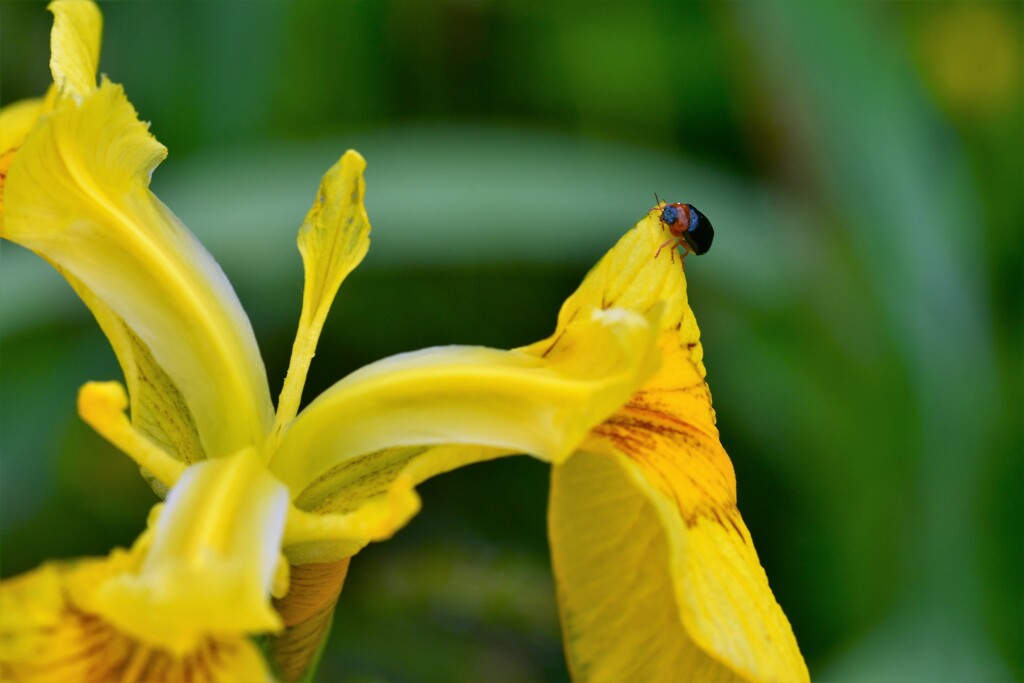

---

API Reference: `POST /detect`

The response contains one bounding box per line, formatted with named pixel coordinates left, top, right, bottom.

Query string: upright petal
left=2, top=80, right=273, bottom=458
left=48, top=0, right=102, bottom=100
left=545, top=212, right=807, bottom=682
left=272, top=150, right=371, bottom=442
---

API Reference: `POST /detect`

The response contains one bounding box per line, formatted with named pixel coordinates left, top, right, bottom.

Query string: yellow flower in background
left=0, top=1, right=807, bottom=681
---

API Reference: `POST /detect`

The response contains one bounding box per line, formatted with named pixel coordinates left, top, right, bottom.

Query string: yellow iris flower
left=0, top=1, right=807, bottom=681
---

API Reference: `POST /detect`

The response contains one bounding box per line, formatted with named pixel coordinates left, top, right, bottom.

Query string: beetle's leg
left=655, top=238, right=676, bottom=259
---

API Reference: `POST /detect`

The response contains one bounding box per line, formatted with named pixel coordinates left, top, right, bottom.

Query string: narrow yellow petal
left=94, top=449, right=290, bottom=654
left=0, top=554, right=274, bottom=683
left=3, top=79, right=273, bottom=458
left=271, top=304, right=660, bottom=499
left=273, top=151, right=371, bottom=443
left=48, top=0, right=102, bottom=100
left=77, top=381, right=187, bottom=487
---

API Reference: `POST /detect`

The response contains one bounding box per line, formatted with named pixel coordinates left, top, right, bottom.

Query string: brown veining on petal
left=1, top=596, right=262, bottom=683
left=586, top=328, right=742, bottom=538
left=270, top=558, right=351, bottom=682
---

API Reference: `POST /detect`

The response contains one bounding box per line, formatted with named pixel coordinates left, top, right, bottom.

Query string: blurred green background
left=1, top=2, right=1021, bottom=681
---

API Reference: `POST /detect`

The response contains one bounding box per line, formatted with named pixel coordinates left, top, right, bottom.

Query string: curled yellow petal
left=0, top=553, right=274, bottom=683
left=3, top=78, right=273, bottom=459
left=94, top=449, right=290, bottom=654
left=273, top=150, right=371, bottom=443
left=546, top=211, right=806, bottom=682
left=271, top=304, right=661, bottom=499
left=48, top=0, right=102, bottom=100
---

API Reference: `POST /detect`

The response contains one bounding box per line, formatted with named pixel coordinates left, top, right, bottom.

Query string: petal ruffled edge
left=3, top=77, right=273, bottom=459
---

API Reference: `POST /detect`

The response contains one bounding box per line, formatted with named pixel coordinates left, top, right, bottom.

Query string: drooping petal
left=271, top=303, right=661, bottom=496
left=48, top=0, right=102, bottom=100
left=551, top=439, right=806, bottom=682
left=0, top=553, right=274, bottom=683
left=544, top=212, right=807, bottom=681
left=550, top=451, right=741, bottom=682
left=2, top=79, right=273, bottom=459
left=94, top=449, right=290, bottom=654
left=272, top=150, right=371, bottom=442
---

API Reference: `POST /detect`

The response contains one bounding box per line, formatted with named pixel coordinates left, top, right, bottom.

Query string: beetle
left=652, top=196, right=714, bottom=262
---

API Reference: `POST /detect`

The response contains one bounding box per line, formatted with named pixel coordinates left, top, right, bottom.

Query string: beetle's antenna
left=653, top=192, right=661, bottom=206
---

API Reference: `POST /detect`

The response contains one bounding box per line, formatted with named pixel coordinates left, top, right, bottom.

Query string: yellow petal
left=2, top=79, right=273, bottom=458
left=48, top=0, right=102, bottom=100
left=95, top=449, right=290, bottom=654
left=273, top=150, right=371, bottom=442
left=270, top=304, right=661, bottom=499
left=278, top=444, right=503, bottom=564
left=519, top=209, right=698, bottom=357
left=550, top=450, right=806, bottom=683
left=544, top=211, right=806, bottom=681
left=0, top=97, right=46, bottom=156
left=69, top=280, right=207, bottom=475
left=0, top=555, right=274, bottom=683
left=0, top=94, right=55, bottom=226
